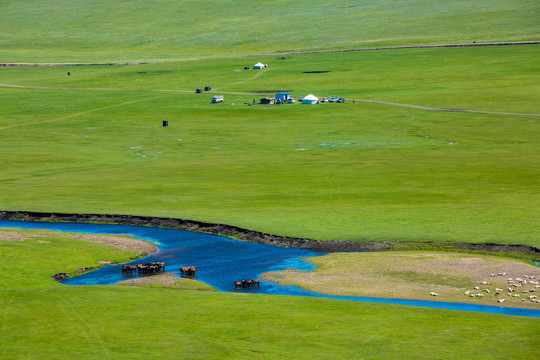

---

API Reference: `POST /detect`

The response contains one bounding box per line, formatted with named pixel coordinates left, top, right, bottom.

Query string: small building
left=253, top=62, right=267, bottom=69
left=260, top=97, right=275, bottom=104
left=301, top=94, right=319, bottom=104
left=275, top=92, right=291, bottom=102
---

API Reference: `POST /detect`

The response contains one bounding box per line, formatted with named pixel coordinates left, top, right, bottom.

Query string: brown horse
left=180, top=266, right=198, bottom=276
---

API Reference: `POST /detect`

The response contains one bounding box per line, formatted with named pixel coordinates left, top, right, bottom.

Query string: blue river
left=2, top=220, right=539, bottom=318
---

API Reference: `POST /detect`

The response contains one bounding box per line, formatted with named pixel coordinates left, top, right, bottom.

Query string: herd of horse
left=120, top=262, right=166, bottom=274
left=235, top=279, right=260, bottom=289
left=120, top=262, right=260, bottom=289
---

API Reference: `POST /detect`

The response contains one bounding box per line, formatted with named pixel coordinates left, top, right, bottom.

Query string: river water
left=2, top=220, right=539, bottom=318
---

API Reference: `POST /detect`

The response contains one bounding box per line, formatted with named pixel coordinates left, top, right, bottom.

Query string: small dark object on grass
left=196, top=88, right=203, bottom=93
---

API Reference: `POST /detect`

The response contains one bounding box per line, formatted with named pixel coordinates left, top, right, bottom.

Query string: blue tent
left=275, top=92, right=291, bottom=102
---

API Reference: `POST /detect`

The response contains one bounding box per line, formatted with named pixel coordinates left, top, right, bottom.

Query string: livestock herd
left=462, top=273, right=539, bottom=304
left=120, top=262, right=261, bottom=290
left=121, top=262, right=166, bottom=274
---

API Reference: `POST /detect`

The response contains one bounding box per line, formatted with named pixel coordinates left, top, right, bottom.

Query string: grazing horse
left=180, top=266, right=198, bottom=276
left=121, top=265, right=137, bottom=273
left=234, top=281, right=242, bottom=289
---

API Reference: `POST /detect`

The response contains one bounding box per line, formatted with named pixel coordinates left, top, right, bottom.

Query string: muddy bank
left=240, top=41, right=540, bottom=58
left=1, top=211, right=539, bottom=257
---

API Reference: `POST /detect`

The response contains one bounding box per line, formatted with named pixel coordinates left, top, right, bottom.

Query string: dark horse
left=235, top=279, right=260, bottom=289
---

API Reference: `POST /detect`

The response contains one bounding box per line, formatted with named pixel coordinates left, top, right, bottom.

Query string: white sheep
left=498, top=299, right=506, bottom=303
left=483, top=289, right=490, bottom=293
left=430, top=292, right=439, bottom=296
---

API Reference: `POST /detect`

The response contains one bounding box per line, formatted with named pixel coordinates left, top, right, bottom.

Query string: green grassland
left=1, top=229, right=539, bottom=360
left=1, top=46, right=539, bottom=246
left=1, top=2, right=540, bottom=357
left=1, top=0, right=539, bottom=62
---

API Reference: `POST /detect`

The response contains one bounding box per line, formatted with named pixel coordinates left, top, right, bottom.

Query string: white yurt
left=253, top=62, right=266, bottom=69
left=301, top=94, right=319, bottom=104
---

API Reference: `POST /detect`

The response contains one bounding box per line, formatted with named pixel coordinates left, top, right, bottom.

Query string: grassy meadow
left=1, top=1, right=540, bottom=358
left=263, top=251, right=540, bottom=309
left=1, top=46, right=539, bottom=246
left=1, top=0, right=539, bottom=62
left=1, top=229, right=539, bottom=360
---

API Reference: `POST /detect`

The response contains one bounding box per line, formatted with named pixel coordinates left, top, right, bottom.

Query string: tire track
left=0, top=96, right=157, bottom=131
left=0, top=83, right=537, bottom=117
left=354, top=99, right=540, bottom=117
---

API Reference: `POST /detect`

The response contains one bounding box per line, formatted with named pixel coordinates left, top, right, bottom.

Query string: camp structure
left=253, top=62, right=267, bottom=69
left=275, top=92, right=291, bottom=102
left=259, top=97, right=275, bottom=104
left=301, top=94, right=319, bottom=104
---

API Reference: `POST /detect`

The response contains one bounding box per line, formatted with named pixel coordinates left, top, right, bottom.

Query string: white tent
left=253, top=62, right=266, bottom=69
left=301, top=94, right=319, bottom=104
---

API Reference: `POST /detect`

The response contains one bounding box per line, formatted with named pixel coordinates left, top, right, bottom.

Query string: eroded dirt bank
left=1, top=211, right=539, bottom=257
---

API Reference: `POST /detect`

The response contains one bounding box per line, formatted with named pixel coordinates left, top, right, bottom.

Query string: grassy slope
left=1, top=46, right=538, bottom=246
left=1, top=230, right=539, bottom=360
left=0, top=0, right=539, bottom=62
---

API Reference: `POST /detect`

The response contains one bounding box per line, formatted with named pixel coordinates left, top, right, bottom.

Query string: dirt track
left=240, top=41, right=540, bottom=57
left=1, top=41, right=538, bottom=66
left=0, top=83, right=537, bottom=117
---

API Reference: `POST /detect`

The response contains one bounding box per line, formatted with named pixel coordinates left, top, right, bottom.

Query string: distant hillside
left=1, top=0, right=539, bottom=62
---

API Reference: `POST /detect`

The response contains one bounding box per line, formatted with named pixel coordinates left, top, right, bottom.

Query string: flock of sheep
left=458, top=272, right=538, bottom=304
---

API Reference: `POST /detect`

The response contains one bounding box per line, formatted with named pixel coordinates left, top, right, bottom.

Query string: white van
left=211, top=95, right=224, bottom=103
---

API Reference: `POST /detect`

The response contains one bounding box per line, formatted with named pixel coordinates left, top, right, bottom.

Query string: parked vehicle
left=336, top=98, right=346, bottom=103
left=196, top=88, right=203, bottom=93
left=204, top=86, right=211, bottom=91
left=287, top=98, right=296, bottom=103
left=211, top=95, right=224, bottom=103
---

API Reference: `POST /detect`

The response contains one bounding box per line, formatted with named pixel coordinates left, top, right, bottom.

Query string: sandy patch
left=262, top=252, right=540, bottom=309
left=70, top=233, right=158, bottom=254
left=0, top=228, right=157, bottom=254
left=116, top=273, right=215, bottom=291
left=0, top=229, right=47, bottom=241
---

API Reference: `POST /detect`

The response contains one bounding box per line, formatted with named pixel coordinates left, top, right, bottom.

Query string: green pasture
left=1, top=0, right=539, bottom=62
left=1, top=229, right=539, bottom=360
left=1, top=46, right=539, bottom=246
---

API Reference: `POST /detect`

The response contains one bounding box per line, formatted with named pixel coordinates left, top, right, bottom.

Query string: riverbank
left=2, top=211, right=539, bottom=260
